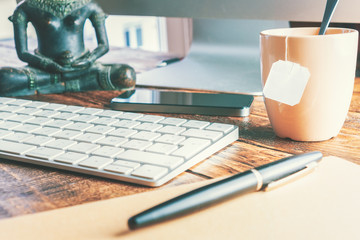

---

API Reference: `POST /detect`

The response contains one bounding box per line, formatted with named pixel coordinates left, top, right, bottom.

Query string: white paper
left=263, top=60, right=310, bottom=106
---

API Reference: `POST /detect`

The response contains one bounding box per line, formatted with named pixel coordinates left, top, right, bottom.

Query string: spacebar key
left=0, top=140, right=36, bottom=155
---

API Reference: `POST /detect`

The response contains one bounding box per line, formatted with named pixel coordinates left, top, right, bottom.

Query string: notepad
left=0, top=156, right=359, bottom=240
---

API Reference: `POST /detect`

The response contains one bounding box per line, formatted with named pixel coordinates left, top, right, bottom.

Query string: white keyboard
left=0, top=97, right=238, bottom=186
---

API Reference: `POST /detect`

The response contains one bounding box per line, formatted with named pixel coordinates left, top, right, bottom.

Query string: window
left=1, top=1, right=192, bottom=58
left=91, top=16, right=168, bottom=52
left=90, top=16, right=192, bottom=57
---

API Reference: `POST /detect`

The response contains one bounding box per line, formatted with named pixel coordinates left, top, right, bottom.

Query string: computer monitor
left=97, top=0, right=360, bottom=95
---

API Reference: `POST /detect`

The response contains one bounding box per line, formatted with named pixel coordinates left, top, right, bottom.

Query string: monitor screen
left=96, top=0, right=360, bottom=95
left=97, top=0, right=360, bottom=23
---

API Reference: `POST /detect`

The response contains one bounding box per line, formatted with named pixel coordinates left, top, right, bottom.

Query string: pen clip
left=264, top=161, right=318, bottom=192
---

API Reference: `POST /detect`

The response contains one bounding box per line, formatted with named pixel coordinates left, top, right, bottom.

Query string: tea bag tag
left=263, top=60, right=310, bottom=106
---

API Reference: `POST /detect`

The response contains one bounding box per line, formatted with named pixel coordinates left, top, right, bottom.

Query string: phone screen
left=111, top=89, right=253, bottom=117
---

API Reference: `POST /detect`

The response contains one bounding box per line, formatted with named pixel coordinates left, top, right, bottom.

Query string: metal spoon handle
left=319, top=0, right=340, bottom=35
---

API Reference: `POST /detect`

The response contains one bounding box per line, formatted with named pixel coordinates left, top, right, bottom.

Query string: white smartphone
left=110, top=88, right=253, bottom=117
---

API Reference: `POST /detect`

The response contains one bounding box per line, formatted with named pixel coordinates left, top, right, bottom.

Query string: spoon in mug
left=319, top=0, right=340, bottom=35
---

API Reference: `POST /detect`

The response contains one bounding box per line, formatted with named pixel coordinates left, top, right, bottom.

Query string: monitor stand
left=136, top=19, right=288, bottom=95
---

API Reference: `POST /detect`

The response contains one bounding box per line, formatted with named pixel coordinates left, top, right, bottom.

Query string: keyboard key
left=205, top=123, right=235, bottom=134
left=24, top=101, right=49, bottom=108
left=159, top=117, right=187, bottom=126
left=53, top=112, right=79, bottom=120
left=108, top=128, right=137, bottom=138
left=45, top=139, right=77, bottom=150
left=95, top=110, right=123, bottom=118
left=182, top=120, right=210, bottom=129
left=179, top=137, right=212, bottom=147
left=92, top=146, right=124, bottom=158
left=16, top=107, right=42, bottom=115
left=104, top=164, right=133, bottom=174
left=26, top=116, right=53, bottom=125
left=155, top=134, right=186, bottom=145
left=117, top=150, right=183, bottom=169
left=0, top=129, right=12, bottom=138
left=12, top=124, right=41, bottom=133
left=1, top=105, right=25, bottom=113
left=34, top=110, right=59, bottom=118
left=74, top=133, right=104, bottom=143
left=8, top=99, right=31, bottom=106
left=0, top=140, right=36, bottom=155
left=45, top=119, right=73, bottom=128
left=131, top=164, right=168, bottom=180
left=67, top=142, right=100, bottom=154
left=59, top=105, right=84, bottom=113
left=137, top=115, right=165, bottom=123
left=156, top=126, right=186, bottom=135
left=4, top=132, right=33, bottom=143
left=172, top=138, right=211, bottom=159
left=7, top=114, right=35, bottom=122
left=96, top=136, right=128, bottom=147
left=146, top=143, right=178, bottom=154
left=91, top=117, right=118, bottom=126
left=0, top=112, right=16, bottom=120
left=0, top=121, right=21, bottom=130
left=86, top=125, right=115, bottom=135
left=133, top=123, right=163, bottom=132
left=7, top=99, right=31, bottom=106
left=181, top=129, right=223, bottom=141
left=40, top=103, right=66, bottom=111
left=78, top=156, right=113, bottom=169
left=71, top=114, right=99, bottom=123
left=53, top=130, right=82, bottom=140
left=171, top=145, right=206, bottom=159
left=25, top=147, right=64, bottom=160
left=117, top=112, right=143, bottom=120
left=121, top=140, right=152, bottom=150
left=130, top=131, right=161, bottom=141
left=23, top=135, right=54, bottom=146
left=65, top=122, right=94, bottom=131
left=54, top=152, right=88, bottom=164
left=113, top=160, right=141, bottom=169
left=0, top=97, right=16, bottom=104
left=32, top=127, right=62, bottom=136
left=77, top=108, right=103, bottom=115
left=112, top=120, right=140, bottom=129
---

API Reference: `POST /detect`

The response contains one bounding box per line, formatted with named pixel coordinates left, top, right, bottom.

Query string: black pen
left=128, top=151, right=323, bottom=230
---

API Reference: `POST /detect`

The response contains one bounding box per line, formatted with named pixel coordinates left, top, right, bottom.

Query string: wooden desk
left=0, top=47, right=359, bottom=220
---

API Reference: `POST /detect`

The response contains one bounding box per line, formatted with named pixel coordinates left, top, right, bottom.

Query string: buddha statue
left=0, top=0, right=136, bottom=97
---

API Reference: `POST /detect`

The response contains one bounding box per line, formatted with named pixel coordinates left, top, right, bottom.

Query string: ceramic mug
left=260, top=27, right=358, bottom=141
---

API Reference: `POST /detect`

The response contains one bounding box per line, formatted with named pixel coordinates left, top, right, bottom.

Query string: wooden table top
left=0, top=46, right=359, bottom=220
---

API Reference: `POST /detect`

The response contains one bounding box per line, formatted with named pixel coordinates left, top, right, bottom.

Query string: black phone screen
left=111, top=89, right=253, bottom=117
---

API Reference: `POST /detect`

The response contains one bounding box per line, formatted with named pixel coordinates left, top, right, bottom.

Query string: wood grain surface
left=0, top=44, right=359, bottom=220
